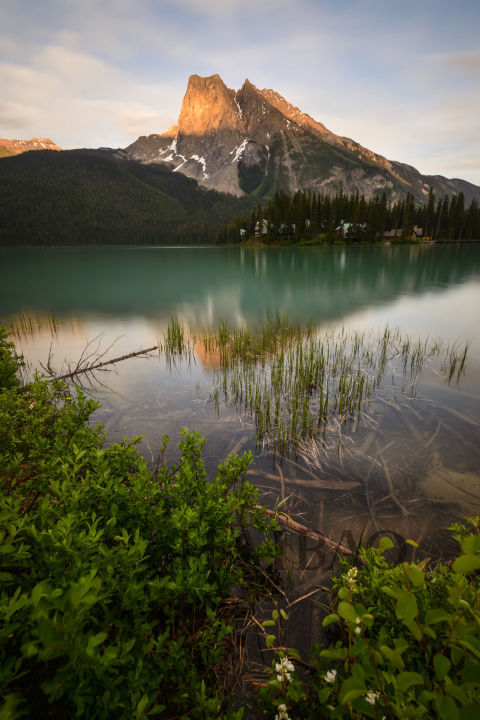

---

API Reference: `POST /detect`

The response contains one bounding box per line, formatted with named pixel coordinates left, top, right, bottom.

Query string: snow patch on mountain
left=191, top=154, right=209, bottom=179
left=230, top=138, right=248, bottom=163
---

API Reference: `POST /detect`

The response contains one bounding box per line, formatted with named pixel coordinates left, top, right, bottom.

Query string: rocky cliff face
left=0, top=137, right=61, bottom=157
left=126, top=75, right=480, bottom=203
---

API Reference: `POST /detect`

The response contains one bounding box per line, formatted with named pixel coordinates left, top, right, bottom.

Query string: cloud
left=0, top=46, right=179, bottom=147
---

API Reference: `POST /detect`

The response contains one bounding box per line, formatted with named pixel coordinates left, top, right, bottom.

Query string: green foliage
left=0, top=329, right=277, bottom=718
left=0, top=329, right=22, bottom=391
left=257, top=522, right=480, bottom=719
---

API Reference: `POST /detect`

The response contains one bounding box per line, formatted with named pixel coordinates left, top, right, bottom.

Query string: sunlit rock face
left=0, top=137, right=61, bottom=157
left=126, top=74, right=480, bottom=203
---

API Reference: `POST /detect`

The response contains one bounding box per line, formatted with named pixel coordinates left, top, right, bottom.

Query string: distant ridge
left=127, top=74, right=480, bottom=203
left=0, top=137, right=61, bottom=157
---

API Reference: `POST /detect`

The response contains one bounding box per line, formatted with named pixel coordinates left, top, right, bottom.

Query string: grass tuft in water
left=163, top=318, right=470, bottom=454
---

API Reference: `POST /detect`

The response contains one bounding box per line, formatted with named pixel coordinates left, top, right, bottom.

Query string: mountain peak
left=178, top=74, right=243, bottom=136
left=126, top=74, right=480, bottom=204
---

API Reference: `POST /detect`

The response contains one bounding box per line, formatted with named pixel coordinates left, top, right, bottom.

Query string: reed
left=162, top=317, right=470, bottom=454
left=162, top=315, right=193, bottom=358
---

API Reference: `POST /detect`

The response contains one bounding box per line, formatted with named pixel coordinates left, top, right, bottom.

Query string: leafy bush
left=0, top=330, right=277, bottom=719
left=258, top=527, right=480, bottom=719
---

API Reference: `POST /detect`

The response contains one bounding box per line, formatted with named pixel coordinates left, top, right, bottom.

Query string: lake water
left=1, top=244, right=480, bottom=652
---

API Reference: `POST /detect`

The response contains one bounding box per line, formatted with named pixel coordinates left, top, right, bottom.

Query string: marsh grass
left=8, top=311, right=59, bottom=341
left=190, top=318, right=470, bottom=453
left=133, top=315, right=470, bottom=455
left=161, top=316, right=195, bottom=367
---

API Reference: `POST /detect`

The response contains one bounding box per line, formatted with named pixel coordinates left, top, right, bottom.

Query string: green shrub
left=258, top=526, right=480, bottom=719
left=0, top=330, right=277, bottom=719
left=0, top=328, right=21, bottom=391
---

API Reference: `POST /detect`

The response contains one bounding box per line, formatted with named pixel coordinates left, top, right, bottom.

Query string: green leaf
left=425, top=608, right=452, bottom=626
left=460, top=534, right=480, bottom=554
left=338, top=587, right=350, bottom=600
left=450, top=644, right=465, bottom=666
left=405, top=563, right=425, bottom=586
left=379, top=645, right=405, bottom=671
left=396, top=671, right=424, bottom=692
left=266, top=635, right=276, bottom=648
left=445, top=684, right=468, bottom=704
left=458, top=635, right=480, bottom=659
left=448, top=586, right=463, bottom=607
left=322, top=613, right=340, bottom=627
left=404, top=619, right=422, bottom=641
left=378, top=536, right=394, bottom=553
left=320, top=647, right=348, bottom=660
left=280, top=608, right=288, bottom=620
left=135, top=694, right=149, bottom=718
left=434, top=653, right=451, bottom=681
left=396, top=590, right=418, bottom=622
left=453, top=554, right=480, bottom=574
left=434, top=694, right=459, bottom=720
left=89, top=632, right=107, bottom=648
left=381, top=585, right=400, bottom=600
left=262, top=619, right=275, bottom=627
left=339, top=677, right=366, bottom=705
left=337, top=601, right=358, bottom=623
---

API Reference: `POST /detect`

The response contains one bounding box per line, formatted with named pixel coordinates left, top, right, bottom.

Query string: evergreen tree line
left=218, top=188, right=480, bottom=243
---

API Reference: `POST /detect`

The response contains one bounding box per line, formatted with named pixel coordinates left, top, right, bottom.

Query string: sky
left=1, top=0, right=479, bottom=185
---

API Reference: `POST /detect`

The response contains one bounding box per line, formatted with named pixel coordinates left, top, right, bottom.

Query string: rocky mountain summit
left=0, top=137, right=61, bottom=157
left=127, top=74, right=480, bottom=203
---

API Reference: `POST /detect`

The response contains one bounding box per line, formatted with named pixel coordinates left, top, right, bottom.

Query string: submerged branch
left=253, top=504, right=356, bottom=557
left=56, top=345, right=159, bottom=381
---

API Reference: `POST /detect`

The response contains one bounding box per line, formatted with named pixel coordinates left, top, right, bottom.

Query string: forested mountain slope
left=0, top=149, right=254, bottom=245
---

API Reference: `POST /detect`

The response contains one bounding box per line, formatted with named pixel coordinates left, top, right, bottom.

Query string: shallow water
left=1, top=243, right=480, bottom=653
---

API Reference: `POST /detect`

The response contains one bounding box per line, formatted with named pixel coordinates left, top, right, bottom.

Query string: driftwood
left=253, top=505, right=355, bottom=557
left=56, top=345, right=159, bottom=380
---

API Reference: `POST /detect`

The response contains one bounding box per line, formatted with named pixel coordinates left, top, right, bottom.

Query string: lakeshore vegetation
left=1, top=324, right=480, bottom=719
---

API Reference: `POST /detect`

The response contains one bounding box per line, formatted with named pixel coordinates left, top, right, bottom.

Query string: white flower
left=343, top=566, right=359, bottom=591
left=324, top=669, right=337, bottom=683
left=365, top=691, right=380, bottom=705
left=275, top=703, right=291, bottom=720
left=275, top=657, right=295, bottom=683
left=354, top=626, right=361, bottom=635
left=344, top=567, right=358, bottom=582
left=275, top=658, right=295, bottom=682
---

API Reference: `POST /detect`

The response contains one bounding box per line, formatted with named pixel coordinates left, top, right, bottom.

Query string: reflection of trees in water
left=1, top=245, right=479, bottom=324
